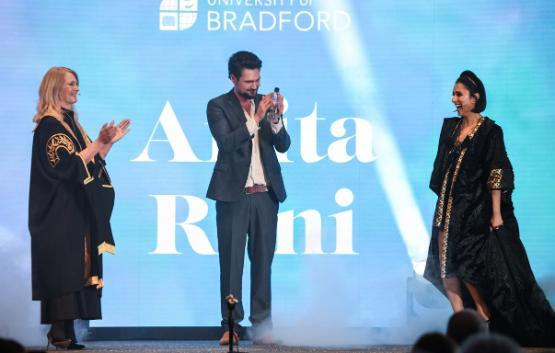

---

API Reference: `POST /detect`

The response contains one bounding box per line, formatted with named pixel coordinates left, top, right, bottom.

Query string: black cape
left=29, top=110, right=115, bottom=301
left=424, top=117, right=555, bottom=346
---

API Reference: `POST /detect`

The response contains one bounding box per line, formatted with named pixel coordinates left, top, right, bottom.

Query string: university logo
left=160, top=0, right=198, bottom=31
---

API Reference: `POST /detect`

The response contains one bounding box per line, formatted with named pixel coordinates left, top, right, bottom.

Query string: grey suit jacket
left=206, top=89, right=291, bottom=202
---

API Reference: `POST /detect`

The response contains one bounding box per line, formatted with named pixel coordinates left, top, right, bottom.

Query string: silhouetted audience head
left=447, top=309, right=486, bottom=345
left=412, top=332, right=456, bottom=353
left=0, top=337, right=26, bottom=353
left=460, top=333, right=522, bottom=353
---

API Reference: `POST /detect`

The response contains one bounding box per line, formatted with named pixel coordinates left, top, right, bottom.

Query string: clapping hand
left=97, top=119, right=131, bottom=145
left=255, top=92, right=284, bottom=123
left=110, top=118, right=131, bottom=144
left=255, top=93, right=274, bottom=123
left=98, top=122, right=117, bottom=145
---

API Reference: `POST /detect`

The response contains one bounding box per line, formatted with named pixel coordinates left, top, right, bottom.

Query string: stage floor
left=27, top=340, right=555, bottom=353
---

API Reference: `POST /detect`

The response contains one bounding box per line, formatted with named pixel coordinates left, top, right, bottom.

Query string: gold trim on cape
left=434, top=170, right=451, bottom=228
left=98, top=166, right=113, bottom=188
left=437, top=117, right=484, bottom=278
left=85, top=276, right=105, bottom=289
left=487, top=169, right=503, bottom=190
left=84, top=231, right=91, bottom=281
left=98, top=241, right=115, bottom=255
left=440, top=148, right=467, bottom=278
left=59, top=111, right=95, bottom=165
left=43, top=114, right=96, bottom=184
left=46, top=133, right=75, bottom=167
left=77, top=153, right=94, bottom=185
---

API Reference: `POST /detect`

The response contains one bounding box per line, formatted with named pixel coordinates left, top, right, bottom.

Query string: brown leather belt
left=245, top=185, right=268, bottom=194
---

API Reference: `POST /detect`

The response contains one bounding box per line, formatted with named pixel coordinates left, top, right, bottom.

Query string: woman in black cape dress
left=424, top=70, right=554, bottom=347
left=29, top=67, right=130, bottom=349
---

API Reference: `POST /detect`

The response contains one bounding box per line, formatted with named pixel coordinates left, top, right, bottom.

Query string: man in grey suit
left=206, top=51, right=291, bottom=345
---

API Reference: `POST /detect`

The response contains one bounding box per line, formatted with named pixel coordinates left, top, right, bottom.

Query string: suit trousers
left=216, top=190, right=278, bottom=330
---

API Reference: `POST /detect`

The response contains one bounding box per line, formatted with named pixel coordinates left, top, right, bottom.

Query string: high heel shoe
left=46, top=332, right=71, bottom=350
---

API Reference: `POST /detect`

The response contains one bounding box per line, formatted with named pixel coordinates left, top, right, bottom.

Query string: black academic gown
left=28, top=110, right=115, bottom=323
left=424, top=117, right=555, bottom=346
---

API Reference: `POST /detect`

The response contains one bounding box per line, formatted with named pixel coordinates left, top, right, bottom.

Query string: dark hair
left=412, top=332, right=456, bottom=353
left=446, top=309, right=487, bottom=345
left=228, top=51, right=262, bottom=80
left=0, top=338, right=26, bottom=353
left=456, top=70, right=486, bottom=113
left=460, top=333, right=522, bottom=353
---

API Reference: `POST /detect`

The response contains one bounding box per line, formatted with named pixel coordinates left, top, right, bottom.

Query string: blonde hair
left=33, top=67, right=79, bottom=125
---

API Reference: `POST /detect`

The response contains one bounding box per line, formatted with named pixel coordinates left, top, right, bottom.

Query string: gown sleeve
left=35, top=117, right=94, bottom=185
left=485, top=125, right=514, bottom=191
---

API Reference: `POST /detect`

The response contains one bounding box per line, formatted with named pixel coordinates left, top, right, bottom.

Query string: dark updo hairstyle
left=456, top=70, right=486, bottom=113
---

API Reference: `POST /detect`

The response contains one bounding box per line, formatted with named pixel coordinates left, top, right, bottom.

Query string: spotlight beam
left=315, top=0, right=430, bottom=274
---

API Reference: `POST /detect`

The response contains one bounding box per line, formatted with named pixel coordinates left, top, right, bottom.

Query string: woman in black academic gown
left=29, top=67, right=130, bottom=349
left=424, top=70, right=555, bottom=347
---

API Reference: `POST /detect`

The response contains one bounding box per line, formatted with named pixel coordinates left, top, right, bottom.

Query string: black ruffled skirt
left=425, top=216, right=555, bottom=346
left=483, top=219, right=555, bottom=346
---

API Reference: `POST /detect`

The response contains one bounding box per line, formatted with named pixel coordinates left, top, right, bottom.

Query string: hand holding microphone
left=255, top=87, right=283, bottom=124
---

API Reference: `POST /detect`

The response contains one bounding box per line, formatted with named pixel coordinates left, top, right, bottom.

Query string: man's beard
left=239, top=89, right=257, bottom=100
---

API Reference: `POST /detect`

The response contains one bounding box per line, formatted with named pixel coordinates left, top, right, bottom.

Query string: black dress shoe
left=67, top=341, right=85, bottom=350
